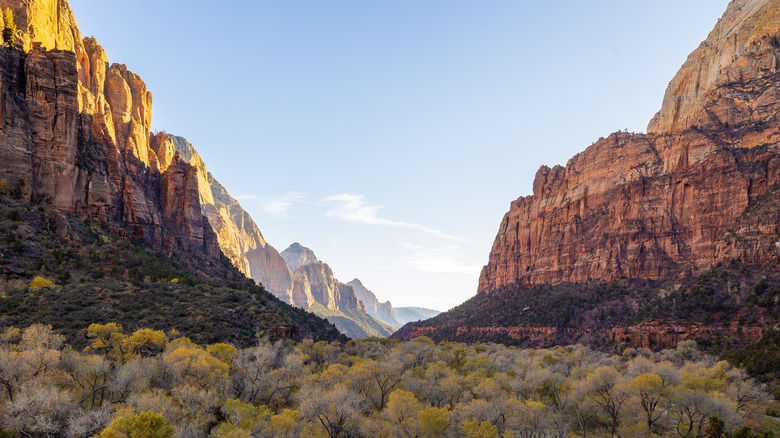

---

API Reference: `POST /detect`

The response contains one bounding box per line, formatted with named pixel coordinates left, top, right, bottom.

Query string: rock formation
left=0, top=0, right=387, bottom=341
left=280, top=243, right=394, bottom=338
left=155, top=134, right=295, bottom=301
left=479, top=0, right=780, bottom=294
left=0, top=0, right=220, bottom=259
left=398, top=0, right=780, bottom=350
left=347, top=278, right=400, bottom=328
left=281, top=243, right=320, bottom=272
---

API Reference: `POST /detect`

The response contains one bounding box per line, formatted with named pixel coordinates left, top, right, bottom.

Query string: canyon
left=0, top=0, right=399, bottom=339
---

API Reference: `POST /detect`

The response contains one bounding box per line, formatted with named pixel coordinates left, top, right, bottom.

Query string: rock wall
left=347, top=278, right=400, bottom=328
left=281, top=243, right=320, bottom=272
left=0, top=0, right=219, bottom=260
left=294, top=262, right=363, bottom=312
left=648, top=0, right=780, bottom=134
left=479, top=0, right=780, bottom=294
left=157, top=134, right=295, bottom=300
left=278, top=243, right=395, bottom=338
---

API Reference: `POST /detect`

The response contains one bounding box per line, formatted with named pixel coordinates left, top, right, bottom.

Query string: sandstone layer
left=0, top=1, right=220, bottom=259
left=281, top=243, right=320, bottom=272
left=280, top=243, right=395, bottom=339
left=157, top=134, right=294, bottom=301
left=479, top=0, right=780, bottom=294
left=347, top=278, right=400, bottom=328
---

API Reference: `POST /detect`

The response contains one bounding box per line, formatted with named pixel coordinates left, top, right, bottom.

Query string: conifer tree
left=3, top=8, right=16, bottom=49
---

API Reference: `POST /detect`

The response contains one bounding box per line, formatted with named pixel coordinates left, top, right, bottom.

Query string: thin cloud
left=262, top=193, right=321, bottom=219
left=396, top=245, right=483, bottom=274
left=233, top=195, right=259, bottom=201
left=264, top=200, right=294, bottom=218
left=323, top=194, right=467, bottom=241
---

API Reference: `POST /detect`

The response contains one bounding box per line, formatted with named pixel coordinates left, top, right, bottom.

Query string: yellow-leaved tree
left=93, top=410, right=175, bottom=438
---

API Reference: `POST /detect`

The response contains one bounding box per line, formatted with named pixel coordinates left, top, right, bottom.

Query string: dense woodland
left=0, top=323, right=777, bottom=438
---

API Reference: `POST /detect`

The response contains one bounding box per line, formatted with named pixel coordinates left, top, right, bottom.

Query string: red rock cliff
left=479, top=0, right=780, bottom=293
left=0, top=0, right=219, bottom=258
left=153, top=134, right=295, bottom=301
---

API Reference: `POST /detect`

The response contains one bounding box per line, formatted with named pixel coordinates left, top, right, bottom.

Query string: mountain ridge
left=278, top=243, right=395, bottom=338
left=0, top=0, right=346, bottom=342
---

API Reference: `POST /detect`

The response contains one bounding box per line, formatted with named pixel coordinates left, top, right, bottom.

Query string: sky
left=68, top=0, right=731, bottom=311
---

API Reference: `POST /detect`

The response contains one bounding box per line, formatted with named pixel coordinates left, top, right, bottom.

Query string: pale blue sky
left=69, top=0, right=730, bottom=310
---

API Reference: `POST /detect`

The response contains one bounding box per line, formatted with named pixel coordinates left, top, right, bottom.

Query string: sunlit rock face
left=281, top=244, right=362, bottom=312
left=281, top=243, right=320, bottom=272
left=479, top=0, right=780, bottom=294
left=0, top=0, right=218, bottom=257
left=347, top=278, right=400, bottom=328
left=159, top=134, right=295, bottom=301
left=279, top=243, right=394, bottom=338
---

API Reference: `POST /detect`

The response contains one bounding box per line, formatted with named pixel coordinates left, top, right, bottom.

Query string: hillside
left=395, top=0, right=780, bottom=349
left=0, top=0, right=350, bottom=345
left=0, top=194, right=345, bottom=346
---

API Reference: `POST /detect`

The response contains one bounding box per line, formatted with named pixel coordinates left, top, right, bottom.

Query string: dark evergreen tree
left=3, top=8, right=15, bottom=48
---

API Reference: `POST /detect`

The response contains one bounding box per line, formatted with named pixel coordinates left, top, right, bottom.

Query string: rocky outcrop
left=281, top=243, right=319, bottom=272
left=156, top=134, right=295, bottom=301
left=294, top=263, right=363, bottom=312
left=0, top=0, right=81, bottom=53
left=279, top=243, right=394, bottom=338
left=479, top=0, right=780, bottom=294
left=648, top=0, right=780, bottom=135
left=611, top=322, right=764, bottom=350
left=0, top=1, right=219, bottom=260
left=347, top=278, right=400, bottom=328
left=398, top=0, right=780, bottom=351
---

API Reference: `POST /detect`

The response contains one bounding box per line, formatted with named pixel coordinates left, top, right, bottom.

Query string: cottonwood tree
left=234, top=339, right=302, bottom=408
left=627, top=372, right=670, bottom=432
left=347, top=357, right=404, bottom=411
left=60, top=349, right=113, bottom=407
left=1, top=382, right=77, bottom=437
left=299, top=384, right=367, bottom=438
left=94, top=410, right=175, bottom=438
left=579, top=365, right=627, bottom=438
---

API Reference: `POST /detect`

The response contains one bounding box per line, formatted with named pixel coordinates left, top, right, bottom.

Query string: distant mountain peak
left=346, top=279, right=400, bottom=328
left=281, top=243, right=319, bottom=272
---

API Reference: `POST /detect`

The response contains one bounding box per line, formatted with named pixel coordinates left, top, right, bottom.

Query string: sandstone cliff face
left=155, top=134, right=295, bottom=301
left=347, top=278, right=400, bottom=328
left=648, top=0, right=780, bottom=135
left=281, top=243, right=320, bottom=272
left=393, top=0, right=780, bottom=350
left=0, top=0, right=81, bottom=53
left=0, top=1, right=219, bottom=260
left=479, top=0, right=780, bottom=294
left=293, top=262, right=363, bottom=312
left=279, top=243, right=394, bottom=338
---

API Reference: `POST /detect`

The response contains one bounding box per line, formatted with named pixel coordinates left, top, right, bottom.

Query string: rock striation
left=0, top=0, right=220, bottom=259
left=280, top=243, right=395, bottom=339
left=398, top=0, right=780, bottom=351
left=347, top=278, right=400, bottom=328
left=156, top=134, right=295, bottom=301
left=479, top=0, right=780, bottom=294
left=281, top=243, right=320, bottom=272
